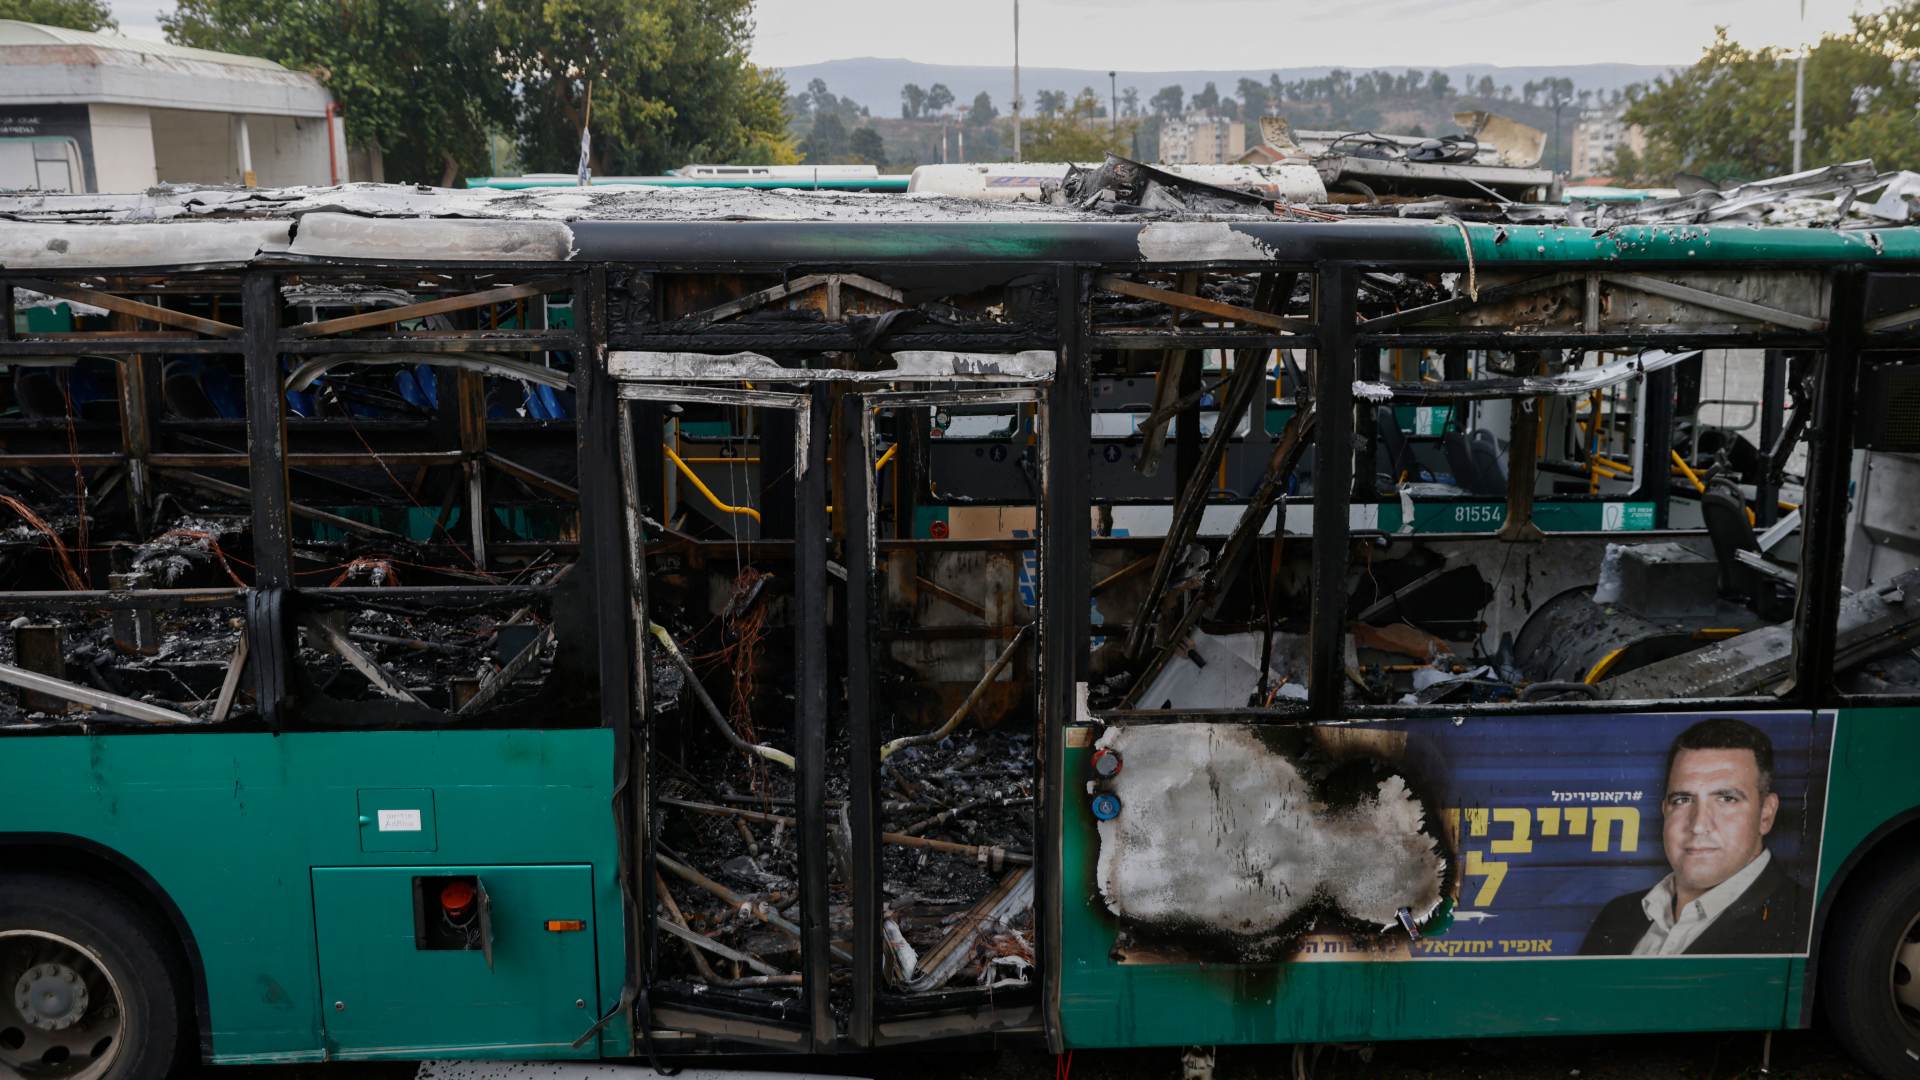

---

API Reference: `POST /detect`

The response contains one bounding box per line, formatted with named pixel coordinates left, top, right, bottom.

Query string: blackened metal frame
left=0, top=266, right=599, bottom=736
left=844, top=383, right=1050, bottom=1048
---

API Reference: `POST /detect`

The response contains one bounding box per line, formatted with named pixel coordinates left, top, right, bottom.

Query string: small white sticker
left=377, top=808, right=422, bottom=833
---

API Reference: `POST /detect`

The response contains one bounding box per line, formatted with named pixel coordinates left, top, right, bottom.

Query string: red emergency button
left=440, top=880, right=476, bottom=922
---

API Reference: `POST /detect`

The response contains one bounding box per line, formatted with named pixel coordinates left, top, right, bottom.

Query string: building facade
left=1570, top=106, right=1647, bottom=180
left=0, top=19, right=364, bottom=193
left=1159, top=112, right=1246, bottom=165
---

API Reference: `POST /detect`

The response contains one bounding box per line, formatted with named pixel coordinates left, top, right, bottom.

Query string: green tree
left=165, top=0, right=509, bottom=185
left=1036, top=89, right=1067, bottom=118
left=1149, top=84, right=1184, bottom=116
left=0, top=0, right=114, bottom=30
left=1190, top=81, right=1220, bottom=113
left=848, top=126, right=885, bottom=166
left=493, top=0, right=795, bottom=177
left=900, top=82, right=926, bottom=119
left=1237, top=77, right=1269, bottom=122
left=925, top=83, right=955, bottom=116
left=1608, top=144, right=1647, bottom=184
left=1024, top=89, right=1133, bottom=161
left=1626, top=5, right=1920, bottom=182
left=800, top=112, right=849, bottom=162
left=966, top=91, right=998, bottom=126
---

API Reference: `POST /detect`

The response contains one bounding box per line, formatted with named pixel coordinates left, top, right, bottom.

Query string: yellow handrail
left=1584, top=647, right=1628, bottom=685
left=662, top=443, right=761, bottom=523
left=874, top=444, right=898, bottom=472
left=1673, top=451, right=1755, bottom=525
left=1670, top=450, right=1707, bottom=494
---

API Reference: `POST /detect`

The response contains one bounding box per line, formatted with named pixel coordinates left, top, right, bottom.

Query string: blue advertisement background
left=1391, top=710, right=1833, bottom=958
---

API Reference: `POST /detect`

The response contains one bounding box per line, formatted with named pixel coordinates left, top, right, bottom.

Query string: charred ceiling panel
left=1450, top=269, right=1830, bottom=334
left=1090, top=722, right=1448, bottom=961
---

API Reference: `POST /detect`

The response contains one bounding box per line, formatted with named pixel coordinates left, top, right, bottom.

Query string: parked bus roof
left=1, top=183, right=1914, bottom=271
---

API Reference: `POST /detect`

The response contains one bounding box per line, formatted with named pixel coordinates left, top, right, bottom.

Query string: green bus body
left=6, top=729, right=628, bottom=1062
left=1, top=188, right=1918, bottom=1068
left=0, top=707, right=1909, bottom=1058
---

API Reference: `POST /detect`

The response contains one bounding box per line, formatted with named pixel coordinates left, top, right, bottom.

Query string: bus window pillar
left=1629, top=365, right=1677, bottom=529
left=242, top=270, right=291, bottom=725
left=1757, top=349, right=1788, bottom=528
left=1309, top=264, right=1355, bottom=718
left=1795, top=271, right=1866, bottom=701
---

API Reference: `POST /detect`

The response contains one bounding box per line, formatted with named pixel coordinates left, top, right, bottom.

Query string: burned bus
left=0, top=178, right=1918, bottom=1078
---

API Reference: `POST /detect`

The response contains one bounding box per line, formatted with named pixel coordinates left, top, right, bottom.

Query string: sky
left=108, top=0, right=1875, bottom=70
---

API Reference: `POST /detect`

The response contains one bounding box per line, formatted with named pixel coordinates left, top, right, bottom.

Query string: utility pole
left=1109, top=71, right=1118, bottom=130
left=1012, top=0, right=1022, bottom=162
left=1791, top=0, right=1807, bottom=172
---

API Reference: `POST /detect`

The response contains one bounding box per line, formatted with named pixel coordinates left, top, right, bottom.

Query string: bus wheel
left=1821, top=855, right=1920, bottom=1077
left=0, top=874, right=182, bottom=1080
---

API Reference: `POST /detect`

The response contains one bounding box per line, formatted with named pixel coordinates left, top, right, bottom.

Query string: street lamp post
left=1791, top=0, right=1807, bottom=172
left=1012, top=0, right=1022, bottom=162
left=1110, top=71, right=1118, bottom=130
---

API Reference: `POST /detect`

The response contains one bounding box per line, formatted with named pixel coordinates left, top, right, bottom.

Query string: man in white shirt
left=1579, top=718, right=1804, bottom=955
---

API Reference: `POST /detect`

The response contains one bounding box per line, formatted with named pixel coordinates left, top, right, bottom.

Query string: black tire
left=1821, top=854, right=1920, bottom=1078
left=0, top=873, right=184, bottom=1080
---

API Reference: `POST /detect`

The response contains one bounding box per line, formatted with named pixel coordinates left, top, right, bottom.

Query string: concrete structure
left=1570, top=106, right=1647, bottom=180
left=0, top=19, right=357, bottom=192
left=1158, top=113, right=1244, bottom=165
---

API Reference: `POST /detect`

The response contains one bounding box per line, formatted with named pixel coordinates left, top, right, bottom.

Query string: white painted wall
left=149, top=107, right=237, bottom=183
left=85, top=102, right=155, bottom=191
left=148, top=108, right=336, bottom=187
left=249, top=113, right=330, bottom=186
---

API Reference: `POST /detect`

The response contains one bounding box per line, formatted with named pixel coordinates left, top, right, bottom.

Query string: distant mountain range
left=776, top=58, right=1678, bottom=116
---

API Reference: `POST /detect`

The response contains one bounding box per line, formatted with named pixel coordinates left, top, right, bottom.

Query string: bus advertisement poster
left=1088, top=711, right=1833, bottom=963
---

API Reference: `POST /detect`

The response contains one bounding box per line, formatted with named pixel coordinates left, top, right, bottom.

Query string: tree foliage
left=848, top=126, right=885, bottom=165
left=900, top=83, right=927, bottom=119
left=966, top=91, right=998, bottom=126
left=1625, top=3, right=1920, bottom=182
left=165, top=0, right=508, bottom=185
left=0, top=0, right=114, bottom=31
left=800, top=112, right=848, bottom=162
left=1022, top=89, right=1131, bottom=161
left=495, top=0, right=795, bottom=175
left=165, top=0, right=795, bottom=183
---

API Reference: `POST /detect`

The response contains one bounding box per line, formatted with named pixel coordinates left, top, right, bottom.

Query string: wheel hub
left=12, top=961, right=89, bottom=1031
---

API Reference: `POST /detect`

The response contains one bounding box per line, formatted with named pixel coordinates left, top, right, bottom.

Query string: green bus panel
left=1784, top=705, right=1920, bottom=1023
left=0, top=728, right=626, bottom=1064
left=313, top=864, right=599, bottom=1058
left=1057, top=739, right=1793, bottom=1049
left=1376, top=499, right=1656, bottom=534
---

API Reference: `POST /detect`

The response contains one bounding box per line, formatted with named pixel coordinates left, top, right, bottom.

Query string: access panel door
left=313, top=864, right=599, bottom=1058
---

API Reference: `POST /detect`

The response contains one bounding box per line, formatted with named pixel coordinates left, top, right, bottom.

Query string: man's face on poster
left=1661, top=747, right=1780, bottom=899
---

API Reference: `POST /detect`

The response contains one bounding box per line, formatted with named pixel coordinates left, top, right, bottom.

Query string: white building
left=1570, top=106, right=1647, bottom=180
left=0, top=19, right=363, bottom=192
left=1158, top=113, right=1246, bottom=165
